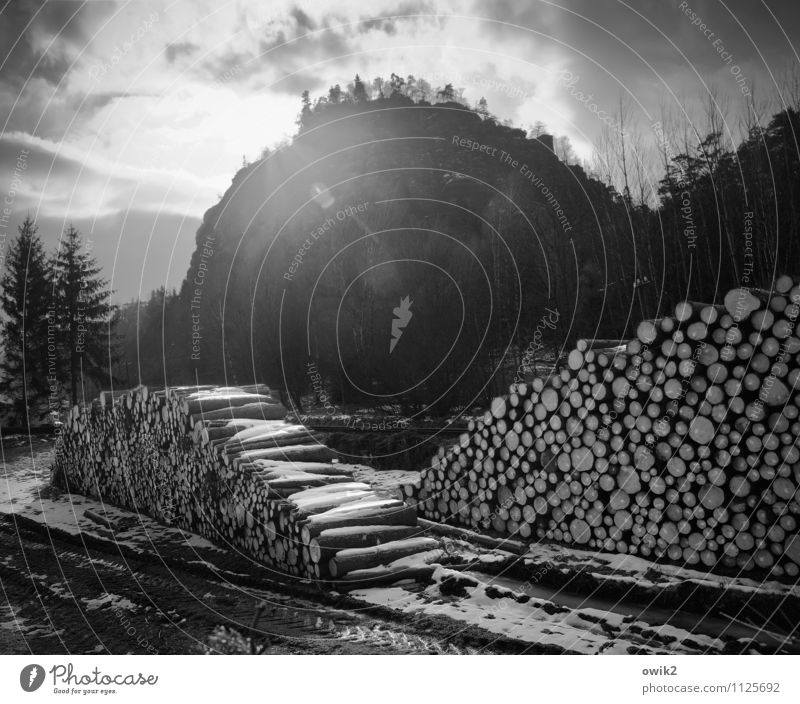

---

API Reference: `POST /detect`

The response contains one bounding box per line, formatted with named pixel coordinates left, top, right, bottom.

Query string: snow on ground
left=82, top=593, right=139, bottom=612
left=346, top=549, right=734, bottom=654
left=351, top=564, right=725, bottom=655
left=47, top=582, right=73, bottom=599
left=349, top=464, right=419, bottom=494
left=526, top=543, right=800, bottom=600
left=0, top=604, right=64, bottom=641
left=0, top=604, right=20, bottom=631
left=0, top=448, right=223, bottom=559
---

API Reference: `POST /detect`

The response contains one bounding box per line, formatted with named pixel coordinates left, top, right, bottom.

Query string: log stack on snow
left=406, top=277, right=800, bottom=580
left=54, top=385, right=436, bottom=581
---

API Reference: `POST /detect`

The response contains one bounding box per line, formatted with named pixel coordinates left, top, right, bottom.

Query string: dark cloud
left=357, top=17, right=399, bottom=36
left=165, top=40, right=199, bottom=64
left=472, top=0, right=799, bottom=80
left=0, top=0, right=120, bottom=140
left=289, top=6, right=317, bottom=32
left=198, top=9, right=351, bottom=93
left=354, top=2, right=442, bottom=37
left=0, top=0, right=117, bottom=90
left=199, top=4, right=435, bottom=96
left=253, top=23, right=350, bottom=95
left=257, top=21, right=349, bottom=56
left=470, top=0, right=800, bottom=142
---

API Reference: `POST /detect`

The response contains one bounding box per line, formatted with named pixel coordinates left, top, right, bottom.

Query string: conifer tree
left=0, top=216, right=54, bottom=423
left=52, top=224, right=116, bottom=405
left=353, top=74, right=368, bottom=102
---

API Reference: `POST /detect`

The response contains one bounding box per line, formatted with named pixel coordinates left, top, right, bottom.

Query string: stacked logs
left=54, top=385, right=435, bottom=581
left=407, top=277, right=800, bottom=580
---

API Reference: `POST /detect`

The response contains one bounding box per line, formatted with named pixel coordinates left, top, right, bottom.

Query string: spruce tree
left=353, top=74, right=368, bottom=102
left=52, top=224, right=116, bottom=405
left=0, top=216, right=54, bottom=424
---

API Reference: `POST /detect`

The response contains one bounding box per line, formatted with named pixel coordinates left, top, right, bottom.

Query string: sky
left=1, top=0, right=798, bottom=301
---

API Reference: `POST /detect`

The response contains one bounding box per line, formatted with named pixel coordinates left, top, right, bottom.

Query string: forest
left=4, top=73, right=799, bottom=420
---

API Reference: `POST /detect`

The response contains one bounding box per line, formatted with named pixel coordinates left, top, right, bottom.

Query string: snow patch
left=82, top=593, right=138, bottom=612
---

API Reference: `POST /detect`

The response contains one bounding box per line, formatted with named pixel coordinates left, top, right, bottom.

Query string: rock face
left=149, top=94, right=636, bottom=412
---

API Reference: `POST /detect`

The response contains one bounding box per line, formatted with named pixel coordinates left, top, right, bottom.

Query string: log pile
left=54, top=385, right=432, bottom=580
left=407, top=278, right=800, bottom=580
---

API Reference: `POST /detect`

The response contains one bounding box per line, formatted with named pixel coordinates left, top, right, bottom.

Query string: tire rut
left=0, top=520, right=444, bottom=654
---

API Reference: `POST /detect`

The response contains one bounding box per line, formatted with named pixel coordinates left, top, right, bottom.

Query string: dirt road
left=0, top=438, right=524, bottom=655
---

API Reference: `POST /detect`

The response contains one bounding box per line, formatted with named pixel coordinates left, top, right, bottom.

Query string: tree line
left=0, top=217, right=115, bottom=426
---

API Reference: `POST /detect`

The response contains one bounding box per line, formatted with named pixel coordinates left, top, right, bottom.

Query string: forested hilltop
left=117, top=75, right=800, bottom=415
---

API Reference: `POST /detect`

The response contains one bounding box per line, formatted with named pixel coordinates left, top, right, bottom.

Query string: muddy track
left=0, top=516, right=524, bottom=654
left=0, top=438, right=542, bottom=654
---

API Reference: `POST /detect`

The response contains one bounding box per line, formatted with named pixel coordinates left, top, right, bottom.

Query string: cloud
left=289, top=6, right=317, bottom=32
left=466, top=0, right=800, bottom=164
left=165, top=40, right=199, bottom=64
left=193, top=9, right=353, bottom=91
left=0, top=0, right=117, bottom=90
left=0, top=128, right=219, bottom=275
left=0, top=132, right=203, bottom=300
left=195, top=2, right=439, bottom=94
